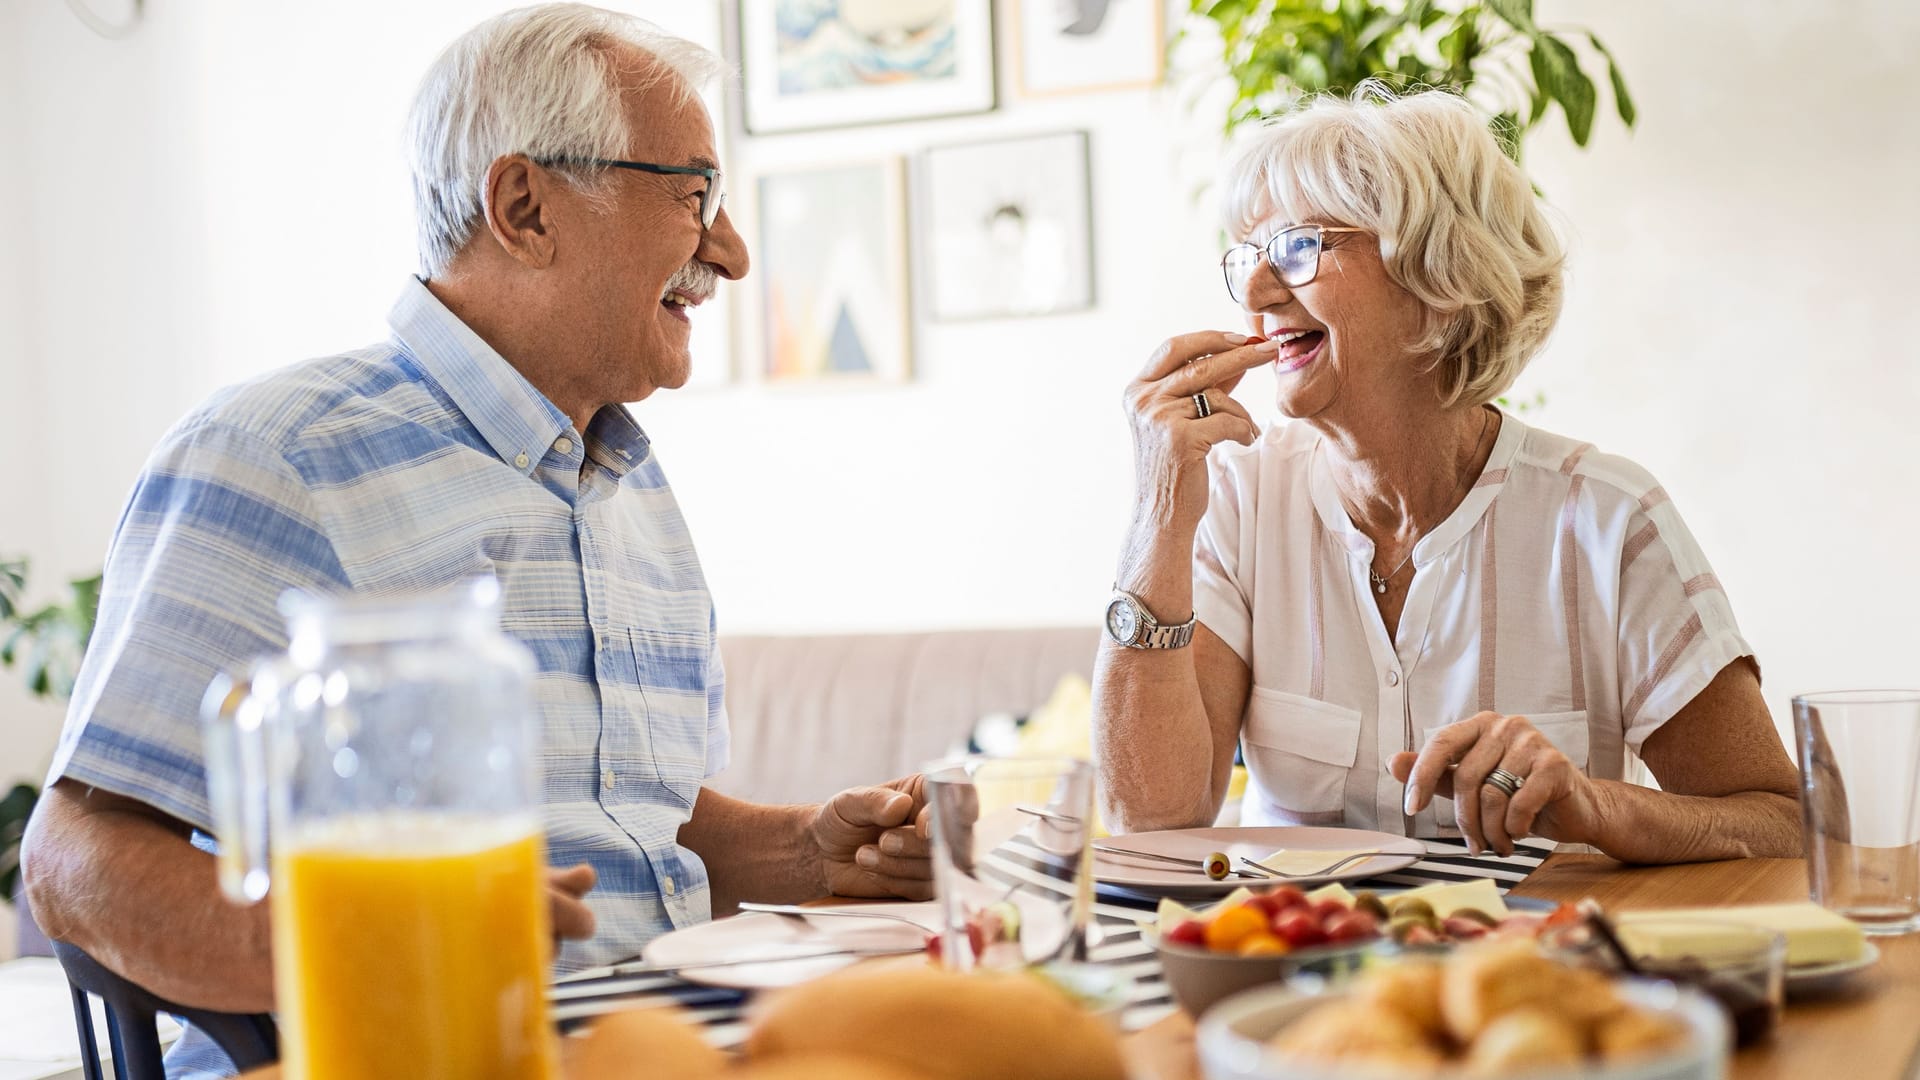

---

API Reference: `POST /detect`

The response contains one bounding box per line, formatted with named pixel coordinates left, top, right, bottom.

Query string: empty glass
left=924, top=755, right=1095, bottom=971
left=1793, top=690, right=1920, bottom=935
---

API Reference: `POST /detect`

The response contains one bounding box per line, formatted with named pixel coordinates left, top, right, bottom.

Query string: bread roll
left=1593, top=1006, right=1688, bottom=1061
left=568, top=1006, right=727, bottom=1079
left=1462, top=1010, right=1584, bottom=1075
left=727, top=1052, right=932, bottom=1080
left=744, top=965, right=1126, bottom=1080
left=1350, top=960, right=1445, bottom=1039
left=1442, top=942, right=1619, bottom=1042
left=1269, top=1000, right=1443, bottom=1069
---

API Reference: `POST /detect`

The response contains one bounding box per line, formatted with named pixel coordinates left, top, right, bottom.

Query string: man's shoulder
left=163, top=343, right=428, bottom=458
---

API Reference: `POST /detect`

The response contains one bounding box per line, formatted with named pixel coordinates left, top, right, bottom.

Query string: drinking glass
left=202, top=579, right=557, bottom=1079
left=924, top=755, right=1095, bottom=972
left=1793, top=690, right=1920, bottom=935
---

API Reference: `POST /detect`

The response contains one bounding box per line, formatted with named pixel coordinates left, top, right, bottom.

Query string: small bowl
left=1150, top=930, right=1377, bottom=1017
left=1195, top=978, right=1728, bottom=1080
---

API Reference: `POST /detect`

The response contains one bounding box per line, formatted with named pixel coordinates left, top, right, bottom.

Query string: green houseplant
left=1189, top=0, right=1636, bottom=157
left=1, top=559, right=103, bottom=907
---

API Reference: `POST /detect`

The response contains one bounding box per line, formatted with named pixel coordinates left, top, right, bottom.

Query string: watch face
left=1105, top=597, right=1137, bottom=643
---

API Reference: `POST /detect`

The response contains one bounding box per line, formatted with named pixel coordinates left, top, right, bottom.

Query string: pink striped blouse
left=1193, top=410, right=1751, bottom=838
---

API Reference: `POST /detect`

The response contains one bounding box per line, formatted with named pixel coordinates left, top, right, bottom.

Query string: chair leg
left=102, top=1001, right=169, bottom=1080
left=67, top=985, right=106, bottom=1080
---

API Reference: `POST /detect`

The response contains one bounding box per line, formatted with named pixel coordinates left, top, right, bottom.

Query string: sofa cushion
left=710, top=627, right=1102, bottom=805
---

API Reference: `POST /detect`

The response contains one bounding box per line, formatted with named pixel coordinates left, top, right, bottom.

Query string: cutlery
left=1091, top=843, right=1271, bottom=879
left=737, top=901, right=932, bottom=932
left=1014, top=803, right=1084, bottom=825
left=1238, top=848, right=1508, bottom=880
left=550, top=945, right=926, bottom=990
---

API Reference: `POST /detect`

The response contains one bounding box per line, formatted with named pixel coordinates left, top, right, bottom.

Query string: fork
left=737, top=901, right=932, bottom=932
left=1092, top=843, right=1272, bottom=880
left=1238, top=848, right=1497, bottom=879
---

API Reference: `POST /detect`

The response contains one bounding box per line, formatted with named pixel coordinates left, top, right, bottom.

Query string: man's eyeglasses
left=1220, top=224, right=1368, bottom=304
left=539, top=158, right=727, bottom=230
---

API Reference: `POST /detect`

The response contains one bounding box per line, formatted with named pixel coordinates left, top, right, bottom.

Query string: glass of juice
left=204, top=579, right=557, bottom=1080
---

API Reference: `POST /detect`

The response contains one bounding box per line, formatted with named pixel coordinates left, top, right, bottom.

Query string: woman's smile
left=1263, top=326, right=1327, bottom=374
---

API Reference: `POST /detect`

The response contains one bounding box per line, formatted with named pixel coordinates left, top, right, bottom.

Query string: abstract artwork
left=920, top=131, right=1094, bottom=322
left=757, top=161, right=911, bottom=381
left=1014, top=0, right=1163, bottom=97
left=738, top=0, right=995, bottom=133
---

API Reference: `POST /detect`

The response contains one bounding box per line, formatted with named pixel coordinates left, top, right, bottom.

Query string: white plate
left=641, top=901, right=938, bottom=989
left=1786, top=940, right=1881, bottom=995
left=1094, top=826, right=1428, bottom=896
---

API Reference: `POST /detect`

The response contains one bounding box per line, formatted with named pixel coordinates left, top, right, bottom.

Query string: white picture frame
left=919, top=131, right=1095, bottom=322
left=1014, top=0, right=1164, bottom=98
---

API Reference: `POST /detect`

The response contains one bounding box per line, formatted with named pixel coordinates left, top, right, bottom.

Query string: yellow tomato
left=1235, top=932, right=1290, bottom=957
left=1203, top=904, right=1266, bottom=952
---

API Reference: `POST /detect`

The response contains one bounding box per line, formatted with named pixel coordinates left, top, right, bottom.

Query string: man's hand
left=810, top=774, right=934, bottom=901
left=547, top=863, right=598, bottom=947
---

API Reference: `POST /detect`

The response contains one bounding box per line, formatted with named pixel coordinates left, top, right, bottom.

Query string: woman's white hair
left=406, top=3, right=728, bottom=277
left=1222, top=84, right=1565, bottom=408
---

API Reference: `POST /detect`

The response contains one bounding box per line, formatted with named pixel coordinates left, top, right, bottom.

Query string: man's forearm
left=23, top=780, right=274, bottom=1013
left=677, top=788, right=821, bottom=916
left=1580, top=781, right=1803, bottom=864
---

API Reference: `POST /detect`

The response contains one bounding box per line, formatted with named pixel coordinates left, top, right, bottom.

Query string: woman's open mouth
left=1270, top=329, right=1325, bottom=374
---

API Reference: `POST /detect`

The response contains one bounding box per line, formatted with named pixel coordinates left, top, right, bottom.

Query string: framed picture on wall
left=737, top=0, right=996, bottom=133
left=920, top=130, right=1094, bottom=322
left=757, top=160, right=912, bottom=382
left=1014, top=0, right=1163, bottom=97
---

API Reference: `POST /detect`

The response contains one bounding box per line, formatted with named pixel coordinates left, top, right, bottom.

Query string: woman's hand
left=1123, top=332, right=1277, bottom=525
left=1388, top=712, right=1603, bottom=856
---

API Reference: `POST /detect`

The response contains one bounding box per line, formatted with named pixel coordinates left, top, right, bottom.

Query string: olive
left=1203, top=851, right=1232, bottom=881
left=1450, top=906, right=1498, bottom=927
left=1352, top=891, right=1391, bottom=922
left=1387, top=896, right=1435, bottom=921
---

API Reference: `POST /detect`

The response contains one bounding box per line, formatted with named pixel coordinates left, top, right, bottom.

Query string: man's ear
left=482, top=155, right=559, bottom=269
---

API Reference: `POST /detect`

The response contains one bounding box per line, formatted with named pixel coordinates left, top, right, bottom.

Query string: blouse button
left=1385, top=670, right=1401, bottom=687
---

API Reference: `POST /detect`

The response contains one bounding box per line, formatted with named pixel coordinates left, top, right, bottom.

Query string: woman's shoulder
left=1502, top=416, right=1666, bottom=508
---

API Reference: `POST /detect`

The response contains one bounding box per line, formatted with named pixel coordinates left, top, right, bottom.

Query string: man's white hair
left=406, top=3, right=728, bottom=277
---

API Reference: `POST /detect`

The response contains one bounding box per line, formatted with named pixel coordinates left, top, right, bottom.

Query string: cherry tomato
left=1205, top=904, right=1268, bottom=952
left=1324, top=910, right=1380, bottom=944
left=1271, top=908, right=1327, bottom=949
left=1311, top=898, right=1349, bottom=924
left=1164, top=918, right=1208, bottom=947
left=1264, top=885, right=1309, bottom=912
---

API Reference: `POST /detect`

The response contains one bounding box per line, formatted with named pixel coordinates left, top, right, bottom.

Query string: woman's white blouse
left=1193, top=411, right=1751, bottom=837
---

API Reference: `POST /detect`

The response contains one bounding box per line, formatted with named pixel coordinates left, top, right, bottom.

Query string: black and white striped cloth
left=549, top=836, right=1557, bottom=1048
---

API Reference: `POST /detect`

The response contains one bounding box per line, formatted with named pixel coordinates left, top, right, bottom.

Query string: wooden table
left=1124, top=854, right=1920, bottom=1080
left=244, top=855, right=1920, bottom=1079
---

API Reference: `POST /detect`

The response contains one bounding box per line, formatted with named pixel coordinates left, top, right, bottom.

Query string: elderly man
left=22, top=5, right=929, bottom=1075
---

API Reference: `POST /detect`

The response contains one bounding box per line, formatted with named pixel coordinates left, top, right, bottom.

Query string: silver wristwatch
left=1104, top=589, right=1196, bottom=649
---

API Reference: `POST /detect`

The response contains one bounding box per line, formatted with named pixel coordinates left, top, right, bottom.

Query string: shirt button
left=662, top=876, right=676, bottom=896
left=554, top=437, right=573, bottom=455
left=1386, top=670, right=1401, bottom=687
left=513, top=452, right=530, bottom=469
left=601, top=769, right=615, bottom=789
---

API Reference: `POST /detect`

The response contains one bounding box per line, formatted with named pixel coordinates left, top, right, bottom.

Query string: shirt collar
left=1308, top=406, right=1524, bottom=563
left=387, top=277, right=573, bottom=476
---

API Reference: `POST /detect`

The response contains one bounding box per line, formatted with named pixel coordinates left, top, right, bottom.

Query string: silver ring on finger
left=1193, top=392, right=1213, bottom=419
left=1482, top=768, right=1524, bottom=798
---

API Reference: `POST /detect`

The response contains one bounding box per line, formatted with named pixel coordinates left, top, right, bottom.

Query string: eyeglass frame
left=1220, top=224, right=1369, bottom=304
left=535, top=157, right=727, bottom=230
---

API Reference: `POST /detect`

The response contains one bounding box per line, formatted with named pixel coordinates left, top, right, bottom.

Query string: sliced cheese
left=1616, top=902, right=1865, bottom=967
left=1254, top=848, right=1374, bottom=876
left=1395, top=878, right=1510, bottom=920
left=1305, top=882, right=1355, bottom=908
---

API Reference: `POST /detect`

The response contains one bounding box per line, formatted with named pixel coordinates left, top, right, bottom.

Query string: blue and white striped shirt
left=49, top=278, right=729, bottom=1072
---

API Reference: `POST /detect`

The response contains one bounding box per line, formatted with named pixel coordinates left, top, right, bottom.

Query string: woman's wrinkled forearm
left=1574, top=781, right=1803, bottom=864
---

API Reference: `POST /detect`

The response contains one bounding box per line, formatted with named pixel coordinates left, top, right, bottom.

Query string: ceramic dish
left=1094, top=826, right=1428, bottom=896
left=1785, top=940, right=1881, bottom=996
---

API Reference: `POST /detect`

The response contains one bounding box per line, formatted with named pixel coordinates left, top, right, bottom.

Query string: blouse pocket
left=1240, top=686, right=1363, bottom=826
left=1424, top=710, right=1590, bottom=828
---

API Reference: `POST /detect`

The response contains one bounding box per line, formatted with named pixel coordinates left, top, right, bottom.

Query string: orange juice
left=271, top=814, right=557, bottom=1080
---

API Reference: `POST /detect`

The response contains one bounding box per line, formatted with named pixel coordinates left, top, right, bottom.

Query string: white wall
left=3, top=0, right=1917, bottom=802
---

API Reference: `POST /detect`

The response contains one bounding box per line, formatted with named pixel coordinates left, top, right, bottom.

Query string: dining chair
left=51, top=939, right=279, bottom=1080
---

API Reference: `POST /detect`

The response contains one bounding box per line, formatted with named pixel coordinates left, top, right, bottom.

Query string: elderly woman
left=1093, top=89, right=1800, bottom=862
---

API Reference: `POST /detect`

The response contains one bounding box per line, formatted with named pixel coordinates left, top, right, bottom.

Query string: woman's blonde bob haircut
left=1222, top=85, right=1565, bottom=408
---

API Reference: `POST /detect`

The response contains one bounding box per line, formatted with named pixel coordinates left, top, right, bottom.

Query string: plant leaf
left=1585, top=31, right=1637, bottom=127
left=1483, top=0, right=1536, bottom=35
left=1532, top=34, right=1596, bottom=146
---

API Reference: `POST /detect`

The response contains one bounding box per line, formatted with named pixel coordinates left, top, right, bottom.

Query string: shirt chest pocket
left=1424, top=710, right=1590, bottom=829
left=613, top=627, right=712, bottom=803
left=1240, top=687, right=1363, bottom=826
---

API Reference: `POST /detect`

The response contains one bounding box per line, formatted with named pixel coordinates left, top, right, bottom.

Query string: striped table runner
left=549, top=836, right=1556, bottom=1048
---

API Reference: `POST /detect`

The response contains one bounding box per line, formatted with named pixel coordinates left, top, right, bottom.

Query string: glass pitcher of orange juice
left=202, top=579, right=557, bottom=1080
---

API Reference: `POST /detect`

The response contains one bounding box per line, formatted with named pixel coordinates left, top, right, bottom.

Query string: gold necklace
left=1366, top=409, right=1492, bottom=595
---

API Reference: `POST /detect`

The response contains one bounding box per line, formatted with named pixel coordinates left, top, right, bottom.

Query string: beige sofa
left=709, top=627, right=1102, bottom=805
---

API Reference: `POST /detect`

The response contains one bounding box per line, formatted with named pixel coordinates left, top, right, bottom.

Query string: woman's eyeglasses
left=1220, top=224, right=1368, bottom=304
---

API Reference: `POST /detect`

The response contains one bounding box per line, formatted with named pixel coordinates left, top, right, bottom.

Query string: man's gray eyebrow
left=688, top=155, right=718, bottom=171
